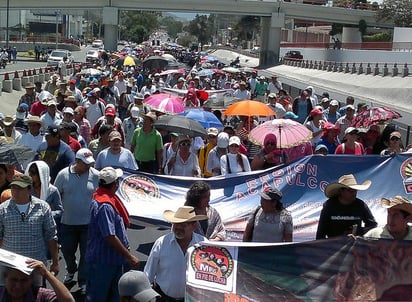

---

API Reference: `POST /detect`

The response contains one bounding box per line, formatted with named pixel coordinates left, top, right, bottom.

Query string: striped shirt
left=86, top=200, right=129, bottom=265
left=0, top=197, right=57, bottom=263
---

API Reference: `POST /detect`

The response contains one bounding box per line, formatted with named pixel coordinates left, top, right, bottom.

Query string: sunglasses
left=390, top=137, right=400, bottom=141
left=180, top=142, right=191, bottom=147
left=266, top=141, right=276, bottom=146
left=229, top=144, right=239, bottom=148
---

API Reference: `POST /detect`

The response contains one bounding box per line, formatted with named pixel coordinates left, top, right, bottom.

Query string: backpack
left=244, top=206, right=261, bottom=242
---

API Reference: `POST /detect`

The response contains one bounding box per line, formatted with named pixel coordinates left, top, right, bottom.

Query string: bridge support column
left=259, top=13, right=284, bottom=68
left=103, top=7, right=118, bottom=51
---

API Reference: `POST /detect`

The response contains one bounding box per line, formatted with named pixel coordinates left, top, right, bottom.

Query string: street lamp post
left=55, top=11, right=60, bottom=49
left=6, top=0, right=10, bottom=49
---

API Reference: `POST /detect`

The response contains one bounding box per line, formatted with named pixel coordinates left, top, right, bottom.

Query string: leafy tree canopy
left=377, top=0, right=412, bottom=27
left=185, top=14, right=216, bottom=47
left=159, top=16, right=183, bottom=39
left=119, top=11, right=160, bottom=43
left=233, top=16, right=260, bottom=42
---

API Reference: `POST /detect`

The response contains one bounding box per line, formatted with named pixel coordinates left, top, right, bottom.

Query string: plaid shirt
left=0, top=197, right=57, bottom=263
left=0, top=286, right=57, bottom=301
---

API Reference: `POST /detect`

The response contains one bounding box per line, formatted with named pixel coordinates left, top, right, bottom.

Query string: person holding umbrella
left=164, top=135, right=201, bottom=177
left=251, top=133, right=287, bottom=171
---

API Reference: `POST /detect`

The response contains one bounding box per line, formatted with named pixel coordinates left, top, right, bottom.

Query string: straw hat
left=381, top=196, right=412, bottom=217
left=163, top=206, right=208, bottom=223
left=324, top=174, right=371, bottom=198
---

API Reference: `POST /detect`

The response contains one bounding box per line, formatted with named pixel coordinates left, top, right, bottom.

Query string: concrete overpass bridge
left=0, top=0, right=393, bottom=66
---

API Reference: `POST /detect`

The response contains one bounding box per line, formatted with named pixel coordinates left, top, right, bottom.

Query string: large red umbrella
left=144, top=94, right=185, bottom=114
left=351, top=106, right=402, bottom=128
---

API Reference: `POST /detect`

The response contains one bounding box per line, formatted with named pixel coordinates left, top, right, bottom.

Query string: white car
left=47, top=49, right=74, bottom=66
left=86, top=49, right=101, bottom=63
left=92, top=39, right=104, bottom=49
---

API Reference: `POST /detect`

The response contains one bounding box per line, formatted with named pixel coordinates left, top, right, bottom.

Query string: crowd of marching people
left=0, top=44, right=411, bottom=301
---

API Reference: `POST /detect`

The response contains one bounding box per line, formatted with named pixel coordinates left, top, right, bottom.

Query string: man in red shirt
left=59, top=122, right=81, bottom=154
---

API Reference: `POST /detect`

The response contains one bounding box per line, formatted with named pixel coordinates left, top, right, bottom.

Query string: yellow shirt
left=198, top=143, right=214, bottom=178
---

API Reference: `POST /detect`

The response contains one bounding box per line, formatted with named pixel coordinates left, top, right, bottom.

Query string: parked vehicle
left=92, top=39, right=104, bottom=49
left=86, top=49, right=101, bottom=64
left=47, top=49, right=74, bottom=66
left=283, top=50, right=303, bottom=61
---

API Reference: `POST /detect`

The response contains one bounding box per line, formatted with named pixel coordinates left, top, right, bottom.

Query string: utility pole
left=6, top=0, right=10, bottom=49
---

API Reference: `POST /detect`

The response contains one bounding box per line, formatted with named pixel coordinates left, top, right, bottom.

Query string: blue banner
left=117, top=154, right=412, bottom=241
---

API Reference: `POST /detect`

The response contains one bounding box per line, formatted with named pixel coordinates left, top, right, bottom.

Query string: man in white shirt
left=364, top=196, right=412, bottom=240
left=82, top=91, right=105, bottom=128
left=267, top=75, right=283, bottom=95
left=144, top=206, right=207, bottom=301
left=40, top=99, right=63, bottom=128
left=233, top=81, right=250, bottom=100
left=114, top=72, right=127, bottom=95
left=68, top=79, right=83, bottom=104
left=15, top=116, right=44, bottom=151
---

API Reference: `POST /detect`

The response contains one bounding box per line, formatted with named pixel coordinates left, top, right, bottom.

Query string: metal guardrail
left=281, top=58, right=410, bottom=77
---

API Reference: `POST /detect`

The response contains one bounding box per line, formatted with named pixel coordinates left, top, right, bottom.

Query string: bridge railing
left=281, top=58, right=410, bottom=77
left=281, top=42, right=412, bottom=51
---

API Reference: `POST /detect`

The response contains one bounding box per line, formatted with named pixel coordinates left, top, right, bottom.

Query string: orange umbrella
left=224, top=100, right=276, bottom=117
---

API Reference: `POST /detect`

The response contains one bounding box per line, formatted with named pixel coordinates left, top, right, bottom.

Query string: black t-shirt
left=316, top=197, right=377, bottom=239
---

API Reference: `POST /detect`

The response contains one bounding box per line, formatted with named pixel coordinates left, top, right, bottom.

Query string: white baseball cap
left=99, top=167, right=123, bottom=184
left=130, top=107, right=140, bottom=118
left=229, top=136, right=241, bottom=146
left=217, top=132, right=229, bottom=148
left=76, top=148, right=95, bottom=165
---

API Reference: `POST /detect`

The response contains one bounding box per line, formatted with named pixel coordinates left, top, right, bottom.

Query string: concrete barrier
left=21, top=70, right=29, bottom=87
left=0, top=81, right=2, bottom=96
left=38, top=73, right=44, bottom=83
left=12, top=71, right=21, bottom=91
left=3, top=73, right=12, bottom=93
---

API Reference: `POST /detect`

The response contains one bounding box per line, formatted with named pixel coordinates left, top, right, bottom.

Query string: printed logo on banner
left=189, top=245, right=234, bottom=291
left=400, top=158, right=412, bottom=194
left=120, top=174, right=160, bottom=202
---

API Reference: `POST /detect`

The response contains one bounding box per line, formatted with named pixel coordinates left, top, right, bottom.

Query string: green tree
left=186, top=14, right=215, bottom=48
left=160, top=16, right=183, bottom=39
left=233, top=16, right=260, bottom=46
left=377, top=0, right=412, bottom=27
left=329, top=23, right=344, bottom=36
left=119, top=11, right=160, bottom=43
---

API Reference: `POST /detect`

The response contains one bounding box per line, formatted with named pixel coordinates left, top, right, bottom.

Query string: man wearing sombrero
left=364, top=196, right=412, bottom=240
left=144, top=206, right=207, bottom=301
left=316, top=174, right=377, bottom=239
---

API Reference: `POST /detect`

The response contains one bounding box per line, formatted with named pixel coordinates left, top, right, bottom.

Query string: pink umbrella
left=144, top=93, right=185, bottom=114
left=159, top=69, right=186, bottom=76
left=249, top=119, right=312, bottom=148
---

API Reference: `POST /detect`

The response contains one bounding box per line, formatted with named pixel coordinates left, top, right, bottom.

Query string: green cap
left=10, top=174, right=32, bottom=188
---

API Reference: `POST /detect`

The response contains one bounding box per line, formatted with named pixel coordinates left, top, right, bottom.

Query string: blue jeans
left=60, top=224, right=89, bottom=285
left=86, top=263, right=123, bottom=302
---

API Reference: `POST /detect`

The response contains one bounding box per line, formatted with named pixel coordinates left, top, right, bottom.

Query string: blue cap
left=284, top=112, right=299, bottom=120
left=18, top=103, right=29, bottom=110
left=315, top=144, right=328, bottom=152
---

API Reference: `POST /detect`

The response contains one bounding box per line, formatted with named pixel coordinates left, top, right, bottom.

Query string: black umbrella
left=142, top=56, right=169, bottom=70
left=115, top=56, right=142, bottom=68
left=153, top=115, right=208, bottom=138
left=0, top=143, right=36, bottom=166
